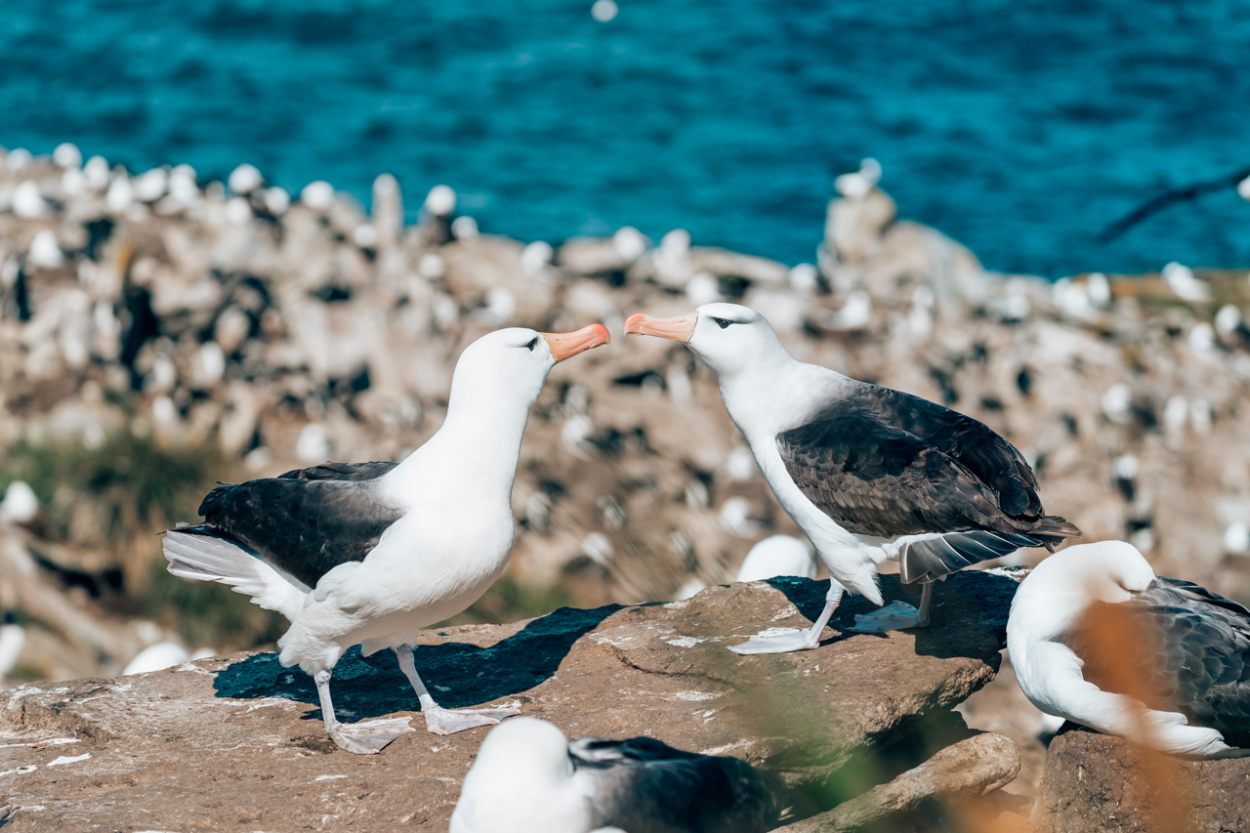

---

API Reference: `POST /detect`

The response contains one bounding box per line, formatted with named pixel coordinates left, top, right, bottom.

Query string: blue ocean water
left=1, top=0, right=1248, bottom=276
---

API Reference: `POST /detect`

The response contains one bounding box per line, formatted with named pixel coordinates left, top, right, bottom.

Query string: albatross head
left=1008, top=540, right=1158, bottom=663
left=448, top=324, right=610, bottom=414
left=468, top=716, right=575, bottom=780
left=624, top=303, right=787, bottom=378
left=450, top=717, right=591, bottom=832
left=1017, top=540, right=1157, bottom=617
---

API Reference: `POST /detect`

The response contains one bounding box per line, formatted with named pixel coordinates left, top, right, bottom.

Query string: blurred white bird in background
left=0, top=613, right=26, bottom=686
left=736, top=535, right=818, bottom=582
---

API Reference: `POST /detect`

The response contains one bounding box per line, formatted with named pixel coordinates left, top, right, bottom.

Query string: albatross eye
left=712, top=317, right=733, bottom=329
left=525, top=337, right=539, bottom=351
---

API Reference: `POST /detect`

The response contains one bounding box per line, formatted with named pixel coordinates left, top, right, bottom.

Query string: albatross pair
left=162, top=324, right=609, bottom=754
left=626, top=303, right=1081, bottom=653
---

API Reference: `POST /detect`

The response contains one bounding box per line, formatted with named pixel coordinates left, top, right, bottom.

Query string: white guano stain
left=665, top=636, right=705, bottom=648
left=699, top=739, right=752, bottom=756
left=672, top=691, right=719, bottom=702
left=47, top=753, right=91, bottom=767
left=0, top=765, right=38, bottom=778
left=0, top=738, right=80, bottom=750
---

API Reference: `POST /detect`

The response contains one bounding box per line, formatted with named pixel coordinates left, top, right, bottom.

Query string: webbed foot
left=329, top=716, right=414, bottom=754
left=848, top=600, right=926, bottom=633
left=423, top=706, right=521, bottom=736
left=728, top=627, right=824, bottom=655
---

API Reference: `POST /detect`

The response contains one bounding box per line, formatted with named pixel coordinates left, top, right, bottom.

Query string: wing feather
left=778, top=413, right=1021, bottom=538
left=196, top=462, right=403, bottom=588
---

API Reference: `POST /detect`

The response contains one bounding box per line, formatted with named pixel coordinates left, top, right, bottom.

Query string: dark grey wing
left=777, top=388, right=1080, bottom=581
left=1137, top=579, right=1250, bottom=747
left=197, top=467, right=402, bottom=589
left=276, top=461, right=398, bottom=481
left=571, top=737, right=783, bottom=833
left=777, top=410, right=1025, bottom=539
left=853, top=384, right=1044, bottom=517
left=1070, top=579, right=1250, bottom=748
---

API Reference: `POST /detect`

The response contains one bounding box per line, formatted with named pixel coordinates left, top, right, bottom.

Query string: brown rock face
left=0, top=571, right=1014, bottom=831
left=1032, top=726, right=1250, bottom=833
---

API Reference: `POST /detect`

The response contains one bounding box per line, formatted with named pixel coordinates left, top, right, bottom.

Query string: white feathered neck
left=382, top=340, right=551, bottom=506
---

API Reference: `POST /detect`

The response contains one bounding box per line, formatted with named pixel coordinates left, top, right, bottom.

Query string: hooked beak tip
left=623, top=313, right=647, bottom=336
left=542, top=323, right=610, bottom=362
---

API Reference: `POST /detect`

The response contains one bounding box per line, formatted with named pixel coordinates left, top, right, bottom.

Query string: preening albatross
left=450, top=717, right=783, bottom=833
left=1008, top=540, right=1250, bottom=758
left=162, top=324, right=609, bottom=754
left=625, top=303, right=1079, bottom=653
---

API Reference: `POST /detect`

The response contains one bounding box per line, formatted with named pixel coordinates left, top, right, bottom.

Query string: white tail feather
left=162, top=530, right=309, bottom=622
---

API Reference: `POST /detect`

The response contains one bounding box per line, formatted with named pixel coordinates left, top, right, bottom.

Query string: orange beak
left=623, top=311, right=698, bottom=343
left=541, top=323, right=611, bottom=362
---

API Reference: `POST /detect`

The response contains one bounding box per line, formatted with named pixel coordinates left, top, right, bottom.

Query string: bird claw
left=728, top=628, right=822, bottom=655
left=848, top=601, right=925, bottom=633
left=329, top=716, right=414, bottom=754
left=423, top=706, right=521, bottom=736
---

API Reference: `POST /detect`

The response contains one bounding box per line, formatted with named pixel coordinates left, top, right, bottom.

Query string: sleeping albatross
left=450, top=717, right=783, bottom=833
left=625, top=303, right=1079, bottom=653
left=1008, top=540, right=1250, bottom=758
left=161, top=324, right=609, bottom=754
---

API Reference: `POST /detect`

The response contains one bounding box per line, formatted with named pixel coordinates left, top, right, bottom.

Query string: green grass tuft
left=0, top=432, right=219, bottom=550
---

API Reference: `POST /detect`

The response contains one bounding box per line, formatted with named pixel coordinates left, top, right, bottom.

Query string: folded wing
left=196, top=461, right=403, bottom=589
left=777, top=384, right=1079, bottom=582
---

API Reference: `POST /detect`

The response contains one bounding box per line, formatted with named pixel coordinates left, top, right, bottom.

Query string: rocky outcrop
left=1032, top=726, right=1250, bottom=833
left=0, top=571, right=1016, bottom=831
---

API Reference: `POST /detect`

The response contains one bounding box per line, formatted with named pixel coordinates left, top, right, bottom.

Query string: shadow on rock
left=911, top=570, right=1017, bottom=661
left=212, top=604, right=620, bottom=722
left=766, top=570, right=1018, bottom=659
left=765, top=577, right=879, bottom=640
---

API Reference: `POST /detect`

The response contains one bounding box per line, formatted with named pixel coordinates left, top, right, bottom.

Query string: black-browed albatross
left=450, top=717, right=783, bottom=833
left=625, top=303, right=1079, bottom=653
left=162, top=324, right=609, bottom=753
left=1008, top=540, right=1250, bottom=758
